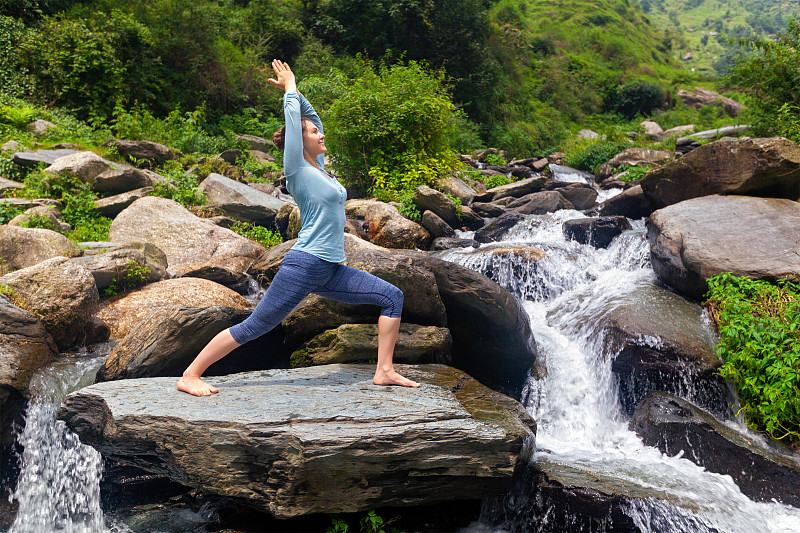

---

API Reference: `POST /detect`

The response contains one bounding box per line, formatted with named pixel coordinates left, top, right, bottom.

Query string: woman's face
left=302, top=120, right=327, bottom=159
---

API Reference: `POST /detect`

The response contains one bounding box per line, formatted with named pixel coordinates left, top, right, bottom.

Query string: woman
left=177, top=59, right=420, bottom=396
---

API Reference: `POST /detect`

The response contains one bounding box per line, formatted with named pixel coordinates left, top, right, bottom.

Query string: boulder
left=562, top=217, right=632, bottom=249
left=595, top=185, right=655, bottom=220
left=0, top=223, right=80, bottom=274
left=409, top=255, right=537, bottom=397
left=199, top=173, right=286, bottom=225
left=647, top=195, right=800, bottom=299
left=215, top=149, right=242, bottom=165
left=274, top=201, right=298, bottom=240
left=421, top=210, right=456, bottom=239
left=249, top=150, right=276, bottom=164
left=290, top=323, right=452, bottom=367
left=478, top=177, right=548, bottom=202
left=412, top=185, right=459, bottom=227
left=1, top=140, right=23, bottom=152
left=458, top=205, right=485, bottom=230
left=660, top=124, right=695, bottom=139
left=470, top=202, right=505, bottom=218
left=0, top=197, right=62, bottom=211
left=8, top=205, right=71, bottom=233
left=97, top=277, right=251, bottom=339
left=640, top=120, right=663, bottom=138
left=69, top=242, right=167, bottom=291
left=430, top=238, right=480, bottom=251
left=26, top=119, right=56, bottom=137
left=363, top=201, right=430, bottom=249
left=108, top=196, right=266, bottom=278
left=675, top=125, right=750, bottom=149
left=455, top=246, right=546, bottom=303
left=103, top=139, right=177, bottom=166
left=58, top=364, right=535, bottom=518
left=677, top=87, right=743, bottom=117
left=595, top=148, right=672, bottom=182
left=603, top=280, right=726, bottom=415
left=0, top=257, right=98, bottom=349
left=44, top=151, right=112, bottom=183
left=434, top=174, right=477, bottom=204
left=93, top=187, right=154, bottom=217
left=507, top=191, right=573, bottom=215
left=97, top=305, right=252, bottom=381
left=11, top=149, right=79, bottom=168
left=474, top=212, right=525, bottom=243
left=577, top=129, right=600, bottom=139
left=0, top=177, right=23, bottom=197
left=641, top=137, right=800, bottom=208
left=549, top=184, right=598, bottom=210
left=630, top=392, right=800, bottom=507
left=0, top=295, right=58, bottom=444
left=548, top=165, right=592, bottom=184
left=92, top=166, right=162, bottom=194
left=235, top=133, right=274, bottom=153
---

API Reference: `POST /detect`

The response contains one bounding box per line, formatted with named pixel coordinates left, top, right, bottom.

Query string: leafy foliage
left=705, top=272, right=800, bottom=445
left=317, top=61, right=462, bottom=200
left=0, top=15, right=30, bottom=97
left=230, top=221, right=282, bottom=249
left=0, top=201, right=23, bottom=224
left=563, top=138, right=631, bottom=174
left=609, top=79, right=665, bottom=118
left=398, top=191, right=421, bottom=223
left=151, top=160, right=206, bottom=207
left=727, top=17, right=800, bottom=140
left=103, top=259, right=151, bottom=296
left=616, top=164, right=653, bottom=182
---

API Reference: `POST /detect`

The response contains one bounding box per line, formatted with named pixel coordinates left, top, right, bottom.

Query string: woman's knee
left=383, top=284, right=404, bottom=318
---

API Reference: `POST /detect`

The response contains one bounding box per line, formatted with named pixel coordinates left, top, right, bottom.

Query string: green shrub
left=483, top=153, right=507, bottom=167
left=615, top=164, right=652, bottom=182
left=317, top=61, right=462, bottom=201
left=151, top=160, right=206, bottom=207
left=398, top=191, right=421, bottom=222
left=705, top=272, right=800, bottom=444
left=104, top=259, right=151, bottom=296
left=484, top=174, right=511, bottom=189
left=0, top=201, right=23, bottom=224
left=19, top=212, right=54, bottom=230
left=230, top=221, right=282, bottom=249
left=563, top=138, right=630, bottom=174
left=0, top=15, right=30, bottom=97
left=608, top=79, right=665, bottom=119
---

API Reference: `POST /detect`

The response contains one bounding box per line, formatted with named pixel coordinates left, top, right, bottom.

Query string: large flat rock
left=647, top=195, right=800, bottom=299
left=58, top=364, right=535, bottom=518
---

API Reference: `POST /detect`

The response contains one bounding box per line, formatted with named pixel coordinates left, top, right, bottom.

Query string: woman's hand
left=268, top=59, right=297, bottom=94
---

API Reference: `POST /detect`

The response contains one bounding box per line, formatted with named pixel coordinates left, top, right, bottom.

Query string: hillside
left=633, top=0, right=800, bottom=73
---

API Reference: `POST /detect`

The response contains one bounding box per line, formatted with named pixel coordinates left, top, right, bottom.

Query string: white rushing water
left=7, top=345, right=122, bottom=533
left=443, top=210, right=800, bottom=533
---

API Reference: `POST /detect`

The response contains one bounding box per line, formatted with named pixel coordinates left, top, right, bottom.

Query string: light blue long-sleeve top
left=283, top=91, right=347, bottom=263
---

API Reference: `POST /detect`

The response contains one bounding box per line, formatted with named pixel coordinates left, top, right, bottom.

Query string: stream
left=4, top=201, right=800, bottom=531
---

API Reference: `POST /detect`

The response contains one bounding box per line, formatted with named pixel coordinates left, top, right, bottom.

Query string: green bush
left=317, top=61, right=462, bottom=201
left=705, top=272, right=800, bottom=444
left=484, top=174, right=511, bottom=189
left=230, top=221, right=282, bottom=249
left=0, top=201, right=23, bottom=224
left=398, top=191, right=421, bottom=222
left=616, top=164, right=652, bottom=182
left=151, top=160, right=206, bottom=207
left=0, top=15, right=30, bottom=97
left=563, top=138, right=630, bottom=174
left=104, top=259, right=151, bottom=296
left=727, top=17, right=800, bottom=139
left=609, top=79, right=665, bottom=119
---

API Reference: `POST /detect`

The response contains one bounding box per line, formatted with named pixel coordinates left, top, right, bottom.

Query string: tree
left=727, top=17, right=800, bottom=141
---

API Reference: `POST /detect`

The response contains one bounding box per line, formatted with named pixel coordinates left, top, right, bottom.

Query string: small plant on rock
left=231, top=221, right=282, bottom=249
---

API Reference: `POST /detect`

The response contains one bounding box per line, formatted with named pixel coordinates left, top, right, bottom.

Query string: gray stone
left=480, top=177, right=548, bottom=202
left=430, top=237, right=479, bottom=251
left=421, top=210, right=456, bottom=239
left=291, top=323, right=452, bottom=366
left=361, top=200, right=430, bottom=249
left=660, top=124, right=695, bottom=139
left=470, top=202, right=505, bottom=218
left=92, top=166, right=162, bottom=194
left=675, top=125, right=750, bottom=147
left=44, top=151, right=111, bottom=183
left=508, top=191, right=573, bottom=215
left=69, top=242, right=167, bottom=291
left=1, top=141, right=23, bottom=152
left=552, top=184, right=598, bottom=210
left=26, top=119, right=56, bottom=137
left=199, top=173, right=285, bottom=225
left=0, top=225, right=80, bottom=273
left=642, top=137, right=800, bottom=208
left=103, top=139, right=177, bottom=166
left=249, top=150, right=276, bottom=164
left=631, top=392, right=800, bottom=507
left=235, top=133, right=274, bottom=152
left=0, top=257, right=98, bottom=349
left=677, top=87, right=743, bottom=117
left=0, top=197, right=62, bottom=210
left=434, top=174, right=477, bottom=204
left=603, top=279, right=726, bottom=415
left=93, top=187, right=154, bottom=217
left=595, top=185, right=655, bottom=220
left=647, top=195, right=800, bottom=299
left=215, top=149, right=242, bottom=164
left=58, top=364, right=535, bottom=518
left=640, top=120, right=663, bottom=137
left=595, top=148, right=672, bottom=182
left=458, top=205, right=485, bottom=230
left=0, top=177, right=24, bottom=196
left=412, top=185, right=460, bottom=227
left=11, top=149, right=79, bottom=168
left=474, top=212, right=525, bottom=243
left=8, top=205, right=71, bottom=233
left=563, top=217, right=632, bottom=248
left=577, top=129, right=600, bottom=139
left=108, top=196, right=266, bottom=278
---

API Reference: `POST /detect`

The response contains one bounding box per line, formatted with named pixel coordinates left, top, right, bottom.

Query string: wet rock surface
left=563, top=216, right=632, bottom=249
left=630, top=392, right=800, bottom=508
left=59, top=364, right=536, bottom=518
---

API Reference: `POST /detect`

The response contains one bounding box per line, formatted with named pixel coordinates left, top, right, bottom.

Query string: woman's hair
left=273, top=119, right=313, bottom=152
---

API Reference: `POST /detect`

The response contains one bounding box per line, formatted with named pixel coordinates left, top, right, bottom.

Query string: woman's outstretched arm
left=269, top=60, right=304, bottom=176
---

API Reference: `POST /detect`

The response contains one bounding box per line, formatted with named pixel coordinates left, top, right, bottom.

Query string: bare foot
left=177, top=375, right=219, bottom=396
left=373, top=369, right=420, bottom=388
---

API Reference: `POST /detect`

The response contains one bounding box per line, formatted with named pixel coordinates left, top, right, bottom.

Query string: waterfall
left=7, top=346, right=122, bottom=533
left=443, top=210, right=800, bottom=533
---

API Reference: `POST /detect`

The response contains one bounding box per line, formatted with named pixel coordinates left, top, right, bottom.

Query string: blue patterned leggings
left=229, top=249, right=404, bottom=344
